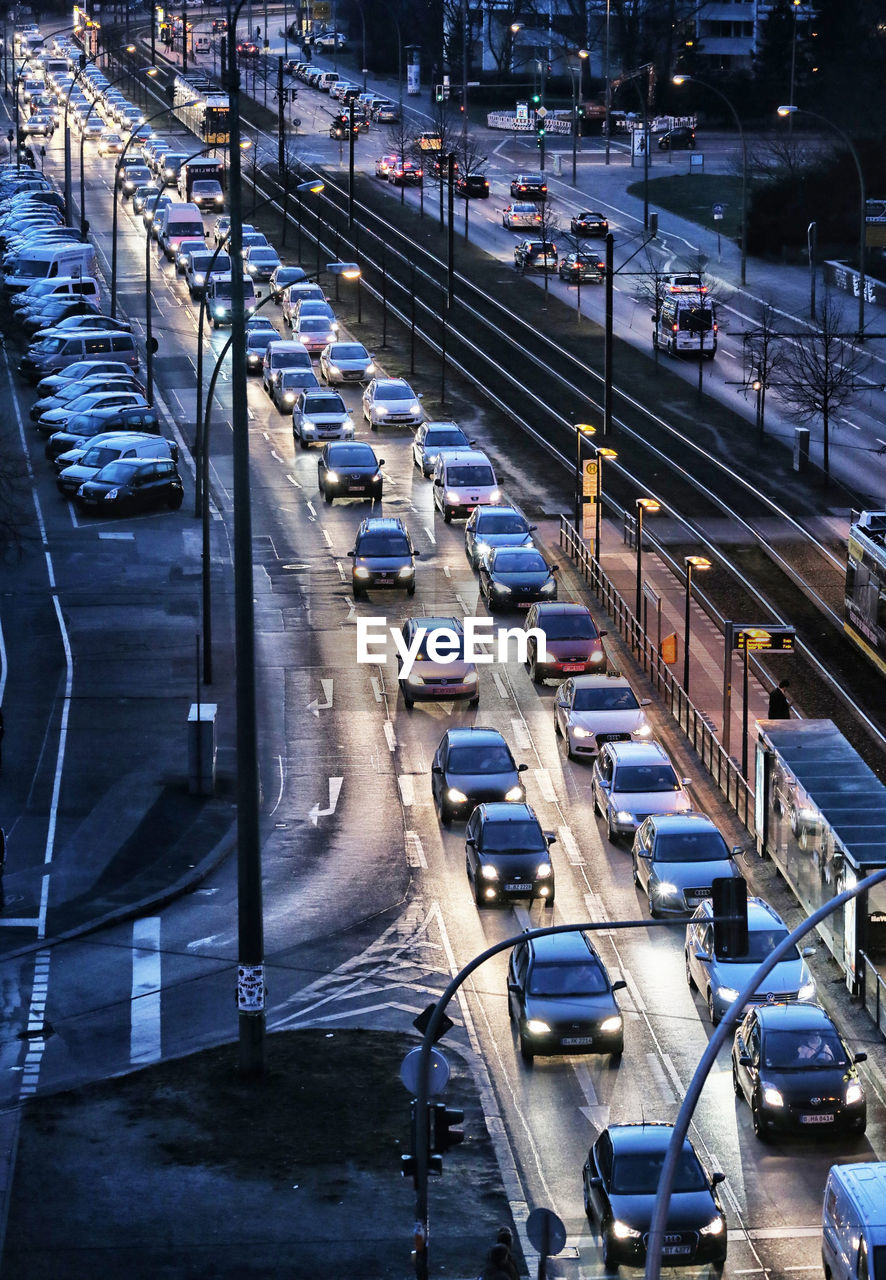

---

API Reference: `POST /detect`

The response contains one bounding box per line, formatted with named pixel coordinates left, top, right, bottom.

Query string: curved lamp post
left=62, top=46, right=138, bottom=223
left=674, top=74, right=747, bottom=286
left=682, top=555, right=711, bottom=694
left=778, top=103, right=866, bottom=338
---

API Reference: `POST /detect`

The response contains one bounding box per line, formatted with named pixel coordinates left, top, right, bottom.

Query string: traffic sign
left=582, top=458, right=598, bottom=497
left=734, top=626, right=796, bottom=652
left=400, top=1046, right=450, bottom=1097
left=712, top=202, right=724, bottom=220
left=535, top=105, right=548, bottom=119
left=527, top=1206, right=567, bottom=1258
left=413, top=1002, right=454, bottom=1043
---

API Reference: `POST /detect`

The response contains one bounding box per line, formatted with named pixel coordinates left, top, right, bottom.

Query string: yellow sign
left=660, top=633, right=678, bottom=664
left=736, top=627, right=795, bottom=653
left=582, top=458, right=598, bottom=497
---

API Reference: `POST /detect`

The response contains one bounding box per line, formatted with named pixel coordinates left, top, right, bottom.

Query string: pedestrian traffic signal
left=531, top=93, right=540, bottom=105
left=712, top=876, right=748, bottom=959
left=431, top=1103, right=464, bottom=1155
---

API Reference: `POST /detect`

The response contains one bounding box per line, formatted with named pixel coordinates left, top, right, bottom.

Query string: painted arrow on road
left=307, top=678, right=334, bottom=717
left=309, top=776, right=343, bottom=826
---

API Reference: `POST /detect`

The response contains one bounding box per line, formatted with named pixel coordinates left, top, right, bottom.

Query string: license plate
left=562, top=664, right=584, bottom=672
left=800, top=1113, right=835, bottom=1124
left=662, top=1246, right=693, bottom=1257
left=562, top=1036, right=593, bottom=1046
left=425, top=685, right=457, bottom=695
left=349, top=485, right=366, bottom=492
left=518, top=602, right=532, bottom=609
left=375, top=576, right=394, bottom=584
left=504, top=883, right=532, bottom=892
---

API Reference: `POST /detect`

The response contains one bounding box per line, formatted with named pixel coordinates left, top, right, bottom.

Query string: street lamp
left=778, top=104, right=866, bottom=338
left=673, top=74, right=747, bottom=286
left=683, top=555, right=711, bottom=694
left=574, top=422, right=595, bottom=530
left=635, top=497, right=660, bottom=622
left=78, top=60, right=155, bottom=241
left=593, top=446, right=617, bottom=564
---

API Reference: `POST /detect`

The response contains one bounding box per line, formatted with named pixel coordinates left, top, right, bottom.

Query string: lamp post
left=593, top=446, right=617, bottom=564
left=682, top=555, right=711, bottom=694
left=635, top=497, right=660, bottom=623
left=778, top=104, right=866, bottom=338
left=752, top=377, right=763, bottom=439
left=574, top=422, right=595, bottom=529
left=569, top=62, right=579, bottom=183
left=788, top=0, right=802, bottom=129
left=603, top=0, right=611, bottom=164
left=673, top=74, right=747, bottom=286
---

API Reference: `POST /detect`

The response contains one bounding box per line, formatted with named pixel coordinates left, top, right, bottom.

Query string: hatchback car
left=583, top=1124, right=727, bottom=1272
left=559, top=253, right=605, bottom=283
left=319, top=341, right=375, bottom=384
left=686, top=896, right=817, bottom=1025
left=658, top=126, right=696, bottom=150
left=349, top=516, right=418, bottom=599
left=479, top=546, right=558, bottom=609
left=375, top=153, right=398, bottom=178
left=74, top=456, right=183, bottom=514
left=523, top=602, right=607, bottom=683
left=466, top=802, right=555, bottom=909
left=554, top=673, right=651, bottom=760
left=56, top=433, right=177, bottom=496
left=632, top=812, right=742, bottom=919
left=245, top=245, right=282, bottom=282
left=97, top=130, right=124, bottom=156
left=398, top=616, right=479, bottom=708
left=431, top=727, right=528, bottom=825
left=245, top=328, right=278, bottom=374
left=732, top=1002, right=867, bottom=1140
left=269, top=264, right=307, bottom=302
left=292, top=389, right=353, bottom=448
left=271, top=367, right=320, bottom=411
left=508, top=930, right=625, bottom=1062
left=363, top=377, right=423, bottom=428
left=465, top=504, right=535, bottom=567
left=293, top=313, right=338, bottom=355
left=388, top=160, right=423, bottom=186
left=317, top=440, right=383, bottom=504
left=132, top=183, right=161, bottom=216
left=592, top=740, right=692, bottom=842
left=413, top=421, right=472, bottom=476
left=571, top=210, right=609, bottom=236
left=514, top=239, right=557, bottom=272
left=501, top=202, right=541, bottom=230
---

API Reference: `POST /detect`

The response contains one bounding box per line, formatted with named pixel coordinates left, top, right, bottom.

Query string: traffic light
left=531, top=92, right=540, bottom=105
left=431, top=1103, right=464, bottom=1155
left=401, top=1102, right=442, bottom=1183
left=712, top=876, right=748, bottom=959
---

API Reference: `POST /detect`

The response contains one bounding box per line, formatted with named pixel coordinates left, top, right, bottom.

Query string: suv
left=554, top=672, right=651, bottom=759
left=398, top=616, right=479, bottom=709
left=291, top=388, right=353, bottom=449
left=73, top=455, right=184, bottom=514
left=510, top=172, right=547, bottom=200
left=685, top=896, right=816, bottom=1024
left=591, top=740, right=692, bottom=841
left=514, top=239, right=557, bottom=272
left=658, top=125, right=695, bottom=150
left=348, top=516, right=418, bottom=599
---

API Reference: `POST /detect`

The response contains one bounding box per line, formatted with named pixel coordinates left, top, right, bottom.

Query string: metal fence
left=860, top=951, right=886, bottom=1037
left=558, top=516, right=754, bottom=832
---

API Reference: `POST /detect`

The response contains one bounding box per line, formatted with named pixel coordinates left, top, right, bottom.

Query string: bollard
left=188, top=703, right=218, bottom=796
left=793, top=426, right=810, bottom=473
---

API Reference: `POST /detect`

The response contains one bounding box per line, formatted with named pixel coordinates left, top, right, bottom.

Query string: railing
left=860, top=951, right=886, bottom=1038
left=486, top=111, right=572, bottom=134
left=558, top=515, right=754, bottom=832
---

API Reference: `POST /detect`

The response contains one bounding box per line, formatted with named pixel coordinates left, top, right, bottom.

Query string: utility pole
left=182, top=0, right=188, bottom=72
left=347, top=97, right=355, bottom=230
left=277, top=55, right=286, bottom=243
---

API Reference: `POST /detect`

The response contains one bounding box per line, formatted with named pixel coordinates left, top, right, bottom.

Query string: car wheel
left=369, top=420, right=377, bottom=431
left=606, top=812, right=617, bottom=843
left=443, top=506, right=452, bottom=524
left=407, top=583, right=416, bottom=597
left=583, top=1182, right=594, bottom=1220
left=545, top=892, right=555, bottom=909
left=323, top=488, right=334, bottom=505
left=631, top=858, right=639, bottom=887
left=685, top=952, right=696, bottom=991
left=519, top=1035, right=534, bottom=1065
left=474, top=878, right=485, bottom=908
left=403, top=690, right=414, bottom=709
left=707, top=988, right=720, bottom=1025
left=298, top=435, right=309, bottom=451
left=752, top=1101, right=768, bottom=1141
left=601, top=1231, right=619, bottom=1274
left=468, top=695, right=479, bottom=708
left=530, top=652, right=542, bottom=684
left=167, top=489, right=183, bottom=510
left=647, top=891, right=658, bottom=919
left=353, top=587, right=367, bottom=601
left=440, top=802, right=452, bottom=828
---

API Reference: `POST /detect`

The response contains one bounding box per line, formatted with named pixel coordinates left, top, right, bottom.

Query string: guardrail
left=558, top=515, right=754, bottom=832
left=860, top=951, right=886, bottom=1036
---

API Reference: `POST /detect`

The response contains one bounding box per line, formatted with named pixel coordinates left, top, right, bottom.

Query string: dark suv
left=348, top=516, right=418, bottom=598
left=74, top=456, right=184, bottom=514
left=510, top=172, right=547, bottom=200
left=658, top=126, right=695, bottom=150
left=514, top=240, right=557, bottom=272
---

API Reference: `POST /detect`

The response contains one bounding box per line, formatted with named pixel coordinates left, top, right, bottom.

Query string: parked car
left=73, top=455, right=184, bottom=514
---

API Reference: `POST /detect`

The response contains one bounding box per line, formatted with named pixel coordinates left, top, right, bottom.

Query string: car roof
left=440, top=449, right=486, bottom=464
left=528, top=930, right=599, bottom=964
left=478, top=801, right=534, bottom=822
left=607, top=1123, right=694, bottom=1156
left=477, top=505, right=521, bottom=518
left=359, top=516, right=406, bottom=532
left=405, top=616, right=463, bottom=633
left=753, top=1002, right=835, bottom=1031
left=606, top=740, right=670, bottom=764
left=533, top=602, right=592, bottom=616
left=645, top=813, right=717, bottom=835
left=375, top=378, right=412, bottom=389
left=696, top=896, right=784, bottom=930
left=569, top=673, right=630, bottom=688
left=445, top=727, right=508, bottom=746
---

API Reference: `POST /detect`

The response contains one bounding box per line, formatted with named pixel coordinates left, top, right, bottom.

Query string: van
left=315, top=71, right=340, bottom=92
left=185, top=249, right=231, bottom=299
left=432, top=448, right=500, bottom=523
left=206, top=272, right=257, bottom=327
left=652, top=290, right=718, bottom=359
left=4, top=242, right=95, bottom=293
left=194, top=33, right=211, bottom=54
left=261, top=339, right=312, bottom=394
left=156, top=202, right=205, bottom=261
left=20, top=329, right=139, bottom=382
left=11, top=274, right=100, bottom=311
left=822, top=1163, right=886, bottom=1280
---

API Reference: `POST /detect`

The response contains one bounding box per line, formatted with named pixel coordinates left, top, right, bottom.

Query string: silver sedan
left=319, top=341, right=376, bottom=385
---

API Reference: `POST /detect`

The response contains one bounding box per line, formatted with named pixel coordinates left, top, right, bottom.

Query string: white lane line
left=559, top=825, right=583, bottom=864
left=644, top=1051, right=677, bottom=1104
left=370, top=675, right=383, bottom=702
left=405, top=829, right=427, bottom=867
left=619, top=967, right=646, bottom=1014
left=443, top=565, right=451, bottom=578
left=131, top=917, right=162, bottom=1066
left=510, top=718, right=532, bottom=750
left=423, top=525, right=436, bottom=544
left=533, top=767, right=556, bottom=802
left=660, top=1051, right=686, bottom=1099
left=321, top=528, right=332, bottom=547
left=286, top=473, right=302, bottom=489
left=19, top=948, right=51, bottom=1097
left=574, top=1062, right=609, bottom=1128
left=456, top=593, right=471, bottom=614
left=334, top=559, right=345, bottom=581
left=398, top=775, right=415, bottom=806
left=306, top=500, right=317, bottom=516
left=583, top=891, right=610, bottom=936
left=383, top=720, right=397, bottom=751
left=97, top=532, right=135, bottom=541
left=493, top=672, right=508, bottom=699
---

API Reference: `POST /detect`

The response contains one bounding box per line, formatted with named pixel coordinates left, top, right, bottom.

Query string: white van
left=11, top=274, right=101, bottom=312
left=205, top=273, right=257, bottom=327
left=156, top=202, right=205, bottom=261
left=652, top=289, right=718, bottom=358
left=4, top=242, right=96, bottom=293
left=193, top=33, right=211, bottom=54
left=432, top=449, right=500, bottom=523
left=315, top=71, right=340, bottom=92
left=20, top=329, right=139, bottom=382
left=823, top=1164, right=886, bottom=1280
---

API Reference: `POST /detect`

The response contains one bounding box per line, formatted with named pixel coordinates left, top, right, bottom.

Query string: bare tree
left=456, top=132, right=488, bottom=241
left=382, top=116, right=419, bottom=207
left=633, top=247, right=674, bottom=370
left=741, top=298, right=785, bottom=441
left=536, top=200, right=562, bottom=304
left=424, top=99, right=462, bottom=230
left=779, top=295, right=870, bottom=478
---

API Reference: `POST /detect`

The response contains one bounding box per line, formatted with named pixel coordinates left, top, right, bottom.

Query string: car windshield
left=653, top=831, right=730, bottom=862
left=540, top=614, right=597, bottom=640
left=414, top=631, right=465, bottom=660
left=357, top=534, right=410, bottom=557
left=95, top=461, right=136, bottom=483
left=192, top=181, right=220, bottom=192
left=572, top=687, right=639, bottom=712
left=333, top=344, right=369, bottom=360
left=611, top=1148, right=707, bottom=1196
left=247, top=334, right=273, bottom=349
left=281, top=371, right=318, bottom=388
left=732, top=928, right=795, bottom=964
left=763, top=1029, right=847, bottom=1069
left=426, top=429, right=467, bottom=448
left=380, top=385, right=414, bottom=400
left=277, top=268, right=304, bottom=282
left=250, top=249, right=278, bottom=262
left=298, top=318, right=330, bottom=332
left=477, top=513, right=526, bottom=534
left=328, top=445, right=375, bottom=466
left=494, top=551, right=547, bottom=573
left=80, top=446, right=121, bottom=467
left=480, top=819, right=543, bottom=851
left=528, top=959, right=608, bottom=997
left=613, top=764, right=680, bottom=793
left=448, top=465, right=495, bottom=487
left=447, top=745, right=513, bottom=774
left=304, top=396, right=345, bottom=415
left=275, top=351, right=311, bottom=368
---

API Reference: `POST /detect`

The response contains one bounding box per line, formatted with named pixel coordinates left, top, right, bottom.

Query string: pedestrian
left=493, top=1228, right=519, bottom=1280
left=768, top=680, right=791, bottom=719
left=480, top=1243, right=513, bottom=1280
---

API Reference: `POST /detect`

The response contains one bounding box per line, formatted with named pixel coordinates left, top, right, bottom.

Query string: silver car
left=554, top=673, right=652, bottom=760
left=319, top=341, right=375, bottom=384
left=362, top=377, right=423, bottom=428
left=592, top=740, right=692, bottom=842
left=293, top=314, right=337, bottom=355
left=412, top=420, right=471, bottom=475
left=291, top=388, right=354, bottom=448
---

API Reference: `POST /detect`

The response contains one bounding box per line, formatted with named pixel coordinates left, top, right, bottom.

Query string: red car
left=523, top=602, right=607, bottom=683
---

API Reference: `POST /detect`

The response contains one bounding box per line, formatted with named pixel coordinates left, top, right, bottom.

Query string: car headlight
left=700, top=1216, right=725, bottom=1237
left=397, top=565, right=413, bottom=578
left=194, top=273, right=205, bottom=286
left=846, top=1081, right=865, bottom=1106
left=616, top=810, right=633, bottom=824
left=214, top=305, right=224, bottom=317
left=599, top=1015, right=623, bottom=1033
left=475, top=541, right=490, bottom=555
left=354, top=566, right=370, bottom=578
left=325, top=471, right=339, bottom=483
left=612, top=1221, right=641, bottom=1241
left=504, top=786, right=523, bottom=802
left=541, top=579, right=557, bottom=594
left=572, top=727, right=591, bottom=739
left=284, top=392, right=295, bottom=403
left=374, top=405, right=387, bottom=415
left=493, top=583, right=512, bottom=594
left=464, top=671, right=478, bottom=684
left=302, top=419, right=317, bottom=433
left=365, top=363, right=375, bottom=374
left=480, top=864, right=498, bottom=880
left=489, top=488, right=501, bottom=501
left=446, top=788, right=468, bottom=803
left=326, top=364, right=340, bottom=376
left=798, top=979, right=816, bottom=1001
left=590, top=650, right=605, bottom=664
left=655, top=881, right=679, bottom=899
left=247, top=264, right=257, bottom=273
left=633, top=723, right=652, bottom=737
left=762, top=1085, right=784, bottom=1107
left=331, top=321, right=339, bottom=332
left=525, top=1019, right=550, bottom=1036
left=410, top=402, right=420, bottom=414
left=535, top=863, right=552, bottom=878
left=104, top=488, right=119, bottom=500
left=717, top=986, right=740, bottom=1003
left=445, top=490, right=459, bottom=503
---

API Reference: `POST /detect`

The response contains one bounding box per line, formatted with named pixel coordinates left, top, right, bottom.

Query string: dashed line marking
left=533, top=767, right=556, bottom=802
left=383, top=720, right=397, bottom=751
left=405, top=830, right=427, bottom=867
left=398, top=775, right=415, bottom=806
left=493, top=672, right=508, bottom=699
left=559, top=825, right=583, bottom=864
left=370, top=676, right=383, bottom=702
left=334, top=560, right=345, bottom=581
left=286, top=473, right=302, bottom=489
left=510, top=718, right=532, bottom=750
left=321, top=528, right=332, bottom=547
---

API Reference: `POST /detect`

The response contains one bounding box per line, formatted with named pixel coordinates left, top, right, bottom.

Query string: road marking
left=619, top=967, right=646, bottom=1014
left=533, top=767, right=556, bottom=802
left=383, top=720, right=397, bottom=751
left=574, top=1062, right=609, bottom=1129
left=19, top=948, right=51, bottom=1095
left=306, top=500, right=317, bottom=515
left=423, top=525, right=436, bottom=544
left=309, top=776, right=343, bottom=826
left=660, top=1051, right=686, bottom=1099
left=286, top=473, right=302, bottom=489
left=307, top=678, right=333, bottom=716
left=321, top=527, right=332, bottom=547
left=510, top=718, right=532, bottom=750
left=334, top=559, right=345, bottom=581
left=370, top=675, right=383, bottom=702
left=559, top=825, right=583, bottom=864
left=131, top=917, right=162, bottom=1066
left=443, top=565, right=451, bottom=578
left=98, top=531, right=135, bottom=541
left=405, top=829, right=426, bottom=866
left=398, top=775, right=415, bottom=806
left=493, top=672, right=508, bottom=698
left=644, top=1050, right=677, bottom=1104
left=583, top=890, right=610, bottom=935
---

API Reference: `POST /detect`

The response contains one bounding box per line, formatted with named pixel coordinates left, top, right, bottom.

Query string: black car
left=455, top=172, right=490, bottom=198
left=583, top=1124, right=727, bottom=1272
left=349, top=516, right=418, bottom=599
left=431, top=727, right=528, bottom=825
left=74, top=456, right=184, bottom=515
left=571, top=209, right=609, bottom=236
left=558, top=253, right=605, bottom=283
left=245, top=328, right=277, bottom=374
left=658, top=126, right=695, bottom=150
left=23, top=298, right=102, bottom=335
left=514, top=239, right=557, bottom=272
left=508, top=930, right=625, bottom=1062
left=318, top=441, right=384, bottom=504
left=479, top=546, right=558, bottom=609
left=732, top=1002, right=867, bottom=1140
left=510, top=172, right=547, bottom=200
left=46, top=405, right=162, bottom=460
left=270, top=264, right=307, bottom=303
left=466, top=802, right=555, bottom=909
left=330, top=115, right=362, bottom=140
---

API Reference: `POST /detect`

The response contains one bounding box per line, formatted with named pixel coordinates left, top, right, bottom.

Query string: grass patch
left=627, top=173, right=744, bottom=240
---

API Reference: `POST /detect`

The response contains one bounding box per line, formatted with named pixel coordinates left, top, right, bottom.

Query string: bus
left=846, top=510, right=886, bottom=674
left=171, top=72, right=229, bottom=145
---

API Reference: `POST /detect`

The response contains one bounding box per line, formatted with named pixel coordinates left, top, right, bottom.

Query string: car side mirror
left=517, top=763, right=528, bottom=773
left=465, top=837, right=475, bottom=847
left=545, top=831, right=556, bottom=844
left=413, top=550, right=421, bottom=558
left=417, top=393, right=424, bottom=399
left=434, top=477, right=442, bottom=486
left=378, top=459, right=385, bottom=466
left=599, top=630, right=608, bottom=638
left=738, top=1054, right=752, bottom=1068
left=529, top=524, right=538, bottom=532
left=855, top=1052, right=868, bottom=1064
left=801, top=946, right=816, bottom=957
left=682, top=778, right=692, bottom=787
left=611, top=979, right=627, bottom=992
left=431, top=764, right=441, bottom=773
left=637, top=849, right=650, bottom=858
left=695, top=951, right=709, bottom=962
left=507, top=981, right=521, bottom=993
left=731, top=845, right=744, bottom=857
left=711, top=1171, right=726, bottom=1186
left=550, top=564, right=559, bottom=573
left=347, top=550, right=355, bottom=557
left=588, top=1176, right=603, bottom=1190
left=640, top=698, right=652, bottom=707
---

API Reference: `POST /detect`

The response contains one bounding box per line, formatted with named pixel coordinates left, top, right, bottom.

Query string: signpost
left=724, top=624, right=797, bottom=778
left=712, top=202, right=723, bottom=256
left=581, top=458, right=597, bottom=544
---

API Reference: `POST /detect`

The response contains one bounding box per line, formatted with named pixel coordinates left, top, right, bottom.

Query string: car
left=510, top=172, right=547, bottom=200
left=31, top=371, right=139, bottom=419
left=36, top=390, right=146, bottom=436
left=479, top=546, right=558, bottom=610
left=329, top=115, right=363, bottom=140
left=455, top=172, right=489, bottom=198
left=413, top=421, right=472, bottom=476
left=73, top=455, right=184, bottom=514
left=97, top=130, right=124, bottom=156
left=388, top=161, right=422, bottom=186
left=292, top=298, right=338, bottom=331
left=281, top=282, right=326, bottom=326
left=685, top=896, right=817, bottom=1025
left=270, top=367, right=320, bottom=411
left=732, top=1002, right=867, bottom=1140
left=583, top=1124, right=727, bottom=1272
left=508, top=930, right=625, bottom=1062
left=362, top=377, right=423, bottom=428
left=23, top=298, right=102, bottom=336
left=592, top=740, right=693, bottom=842
left=571, top=210, right=609, bottom=236
left=190, top=179, right=224, bottom=211
left=632, top=812, right=742, bottom=919
left=466, top=802, right=555, bottom=909
left=22, top=111, right=53, bottom=137
left=132, top=183, right=161, bottom=216
left=397, top=616, right=479, bottom=709
left=429, top=154, right=457, bottom=179
left=158, top=151, right=190, bottom=185
left=501, top=203, right=542, bottom=230
left=314, top=29, right=347, bottom=49
left=317, top=440, right=383, bottom=505
left=291, top=388, right=354, bottom=449
left=663, top=272, right=705, bottom=293
left=514, top=239, right=557, bottom=272
left=658, top=126, right=695, bottom=150
left=36, top=360, right=135, bottom=397
left=348, top=515, right=418, bottom=600
left=269, top=264, right=307, bottom=302
left=292, top=314, right=337, bottom=355
left=418, top=130, right=442, bottom=152
left=145, top=192, right=173, bottom=232
left=212, top=214, right=231, bottom=246
left=239, top=230, right=269, bottom=257
left=56, top=432, right=177, bottom=496
left=430, top=727, right=528, bottom=825
left=31, top=313, right=133, bottom=344
left=373, top=102, right=400, bottom=123
left=119, top=165, right=152, bottom=198
left=245, top=327, right=279, bottom=374
left=175, top=236, right=208, bottom=274
left=319, top=341, right=375, bottom=384
left=555, top=673, right=652, bottom=760
left=465, top=504, right=535, bottom=568
left=375, top=153, right=398, bottom=179
left=559, top=253, right=605, bottom=283
left=245, top=245, right=283, bottom=283
left=81, top=115, right=105, bottom=139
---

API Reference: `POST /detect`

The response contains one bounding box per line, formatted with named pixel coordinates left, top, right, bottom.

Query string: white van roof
left=828, top=1164, right=886, bottom=1227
